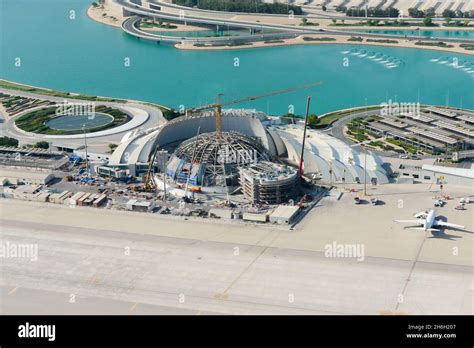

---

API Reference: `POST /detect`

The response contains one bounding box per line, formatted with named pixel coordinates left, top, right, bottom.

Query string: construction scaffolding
left=239, top=161, right=299, bottom=205
left=167, top=131, right=271, bottom=187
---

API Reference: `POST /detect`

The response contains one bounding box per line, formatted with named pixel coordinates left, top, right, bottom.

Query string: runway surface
left=1, top=184, right=472, bottom=315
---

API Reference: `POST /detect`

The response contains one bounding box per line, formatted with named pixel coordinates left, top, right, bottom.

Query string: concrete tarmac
left=0, top=183, right=472, bottom=315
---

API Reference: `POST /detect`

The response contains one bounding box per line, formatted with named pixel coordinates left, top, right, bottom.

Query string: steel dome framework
left=168, top=131, right=271, bottom=187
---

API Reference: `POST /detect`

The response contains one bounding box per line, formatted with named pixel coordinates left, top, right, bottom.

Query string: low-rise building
left=10, top=185, right=43, bottom=201
left=208, top=208, right=233, bottom=220
left=0, top=167, right=54, bottom=186
left=398, top=164, right=474, bottom=186
left=242, top=212, right=268, bottom=223
left=269, top=205, right=301, bottom=224
left=126, top=199, right=155, bottom=212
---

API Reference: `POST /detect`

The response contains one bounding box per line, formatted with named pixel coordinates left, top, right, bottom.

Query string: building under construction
left=166, top=131, right=271, bottom=188
left=239, top=161, right=299, bottom=204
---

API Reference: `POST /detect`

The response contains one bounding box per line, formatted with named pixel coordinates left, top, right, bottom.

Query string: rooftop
left=0, top=167, right=54, bottom=180
left=269, top=205, right=300, bottom=219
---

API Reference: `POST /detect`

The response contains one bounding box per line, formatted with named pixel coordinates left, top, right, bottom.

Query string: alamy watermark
left=324, top=241, right=365, bottom=262
left=55, top=100, right=96, bottom=120
left=0, top=241, right=38, bottom=261
left=217, top=146, right=258, bottom=165
left=18, top=322, right=55, bottom=341
left=380, top=100, right=420, bottom=117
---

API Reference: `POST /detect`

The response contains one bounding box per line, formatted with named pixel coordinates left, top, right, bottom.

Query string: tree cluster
left=0, top=136, right=19, bottom=147
left=342, top=7, right=400, bottom=17
left=173, top=0, right=303, bottom=15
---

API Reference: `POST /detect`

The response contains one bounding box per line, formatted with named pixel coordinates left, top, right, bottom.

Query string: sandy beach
left=87, top=0, right=124, bottom=28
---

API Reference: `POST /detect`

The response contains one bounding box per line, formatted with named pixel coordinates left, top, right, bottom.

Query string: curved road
left=122, top=16, right=307, bottom=44
left=324, top=108, right=436, bottom=160
left=0, top=87, right=167, bottom=151
left=116, top=0, right=474, bottom=44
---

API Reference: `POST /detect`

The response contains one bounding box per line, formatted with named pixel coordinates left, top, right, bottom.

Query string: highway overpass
left=115, top=0, right=474, bottom=45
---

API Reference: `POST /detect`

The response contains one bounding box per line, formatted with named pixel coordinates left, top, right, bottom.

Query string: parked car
left=410, top=155, right=421, bottom=160
left=399, top=154, right=409, bottom=159
left=370, top=198, right=379, bottom=206
left=434, top=199, right=446, bottom=207
left=354, top=197, right=361, bottom=205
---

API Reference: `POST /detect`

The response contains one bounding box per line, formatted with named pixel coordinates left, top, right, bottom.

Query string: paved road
left=122, top=16, right=305, bottom=44
left=0, top=87, right=166, bottom=152
left=117, top=0, right=474, bottom=44
left=152, top=0, right=469, bottom=23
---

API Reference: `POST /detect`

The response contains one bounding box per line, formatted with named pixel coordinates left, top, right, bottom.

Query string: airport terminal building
left=107, top=109, right=389, bottom=187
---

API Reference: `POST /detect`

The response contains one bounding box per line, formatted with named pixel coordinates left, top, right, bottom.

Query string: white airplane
left=395, top=209, right=465, bottom=232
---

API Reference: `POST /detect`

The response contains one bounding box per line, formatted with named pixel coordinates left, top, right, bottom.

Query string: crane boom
left=220, top=81, right=322, bottom=108
left=187, top=81, right=323, bottom=113
left=185, top=81, right=322, bottom=138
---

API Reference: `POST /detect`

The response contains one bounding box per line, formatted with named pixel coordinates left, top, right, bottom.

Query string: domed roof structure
left=166, top=131, right=271, bottom=187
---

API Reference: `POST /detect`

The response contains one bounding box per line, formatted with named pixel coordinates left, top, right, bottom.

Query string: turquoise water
left=46, top=113, right=113, bottom=131
left=352, top=29, right=474, bottom=39
left=0, top=0, right=473, bottom=116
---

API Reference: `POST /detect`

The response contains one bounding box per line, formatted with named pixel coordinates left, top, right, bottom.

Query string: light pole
left=363, top=148, right=367, bottom=196
left=299, top=96, right=311, bottom=177
left=343, top=169, right=346, bottom=190
left=329, top=161, right=333, bottom=187
left=82, top=124, right=89, bottom=175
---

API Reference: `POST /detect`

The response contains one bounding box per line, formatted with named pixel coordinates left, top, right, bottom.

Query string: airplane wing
left=409, top=227, right=440, bottom=232
left=394, top=219, right=424, bottom=225
left=434, top=220, right=465, bottom=229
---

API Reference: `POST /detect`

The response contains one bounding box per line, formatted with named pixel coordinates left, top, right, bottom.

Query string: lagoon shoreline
left=86, top=3, right=473, bottom=55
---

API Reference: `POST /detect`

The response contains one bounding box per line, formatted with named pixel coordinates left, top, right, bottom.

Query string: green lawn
left=316, top=107, right=381, bottom=128
left=15, top=105, right=130, bottom=135
left=0, top=79, right=125, bottom=103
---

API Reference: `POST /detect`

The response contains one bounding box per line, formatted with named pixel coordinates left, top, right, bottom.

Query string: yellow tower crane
left=144, top=81, right=323, bottom=191
left=185, top=81, right=323, bottom=138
